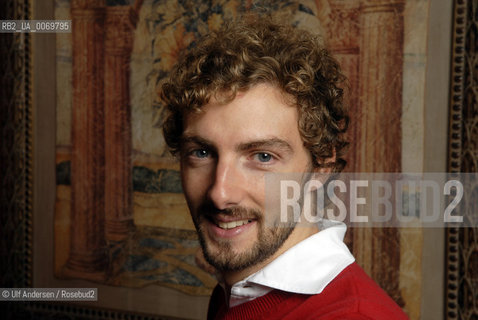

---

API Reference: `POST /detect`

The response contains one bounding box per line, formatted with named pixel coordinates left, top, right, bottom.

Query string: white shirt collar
left=227, top=220, right=355, bottom=307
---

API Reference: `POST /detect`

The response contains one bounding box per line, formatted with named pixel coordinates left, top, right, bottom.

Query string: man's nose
left=207, top=158, right=245, bottom=210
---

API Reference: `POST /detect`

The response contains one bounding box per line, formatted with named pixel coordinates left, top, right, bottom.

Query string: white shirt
left=226, top=220, right=355, bottom=307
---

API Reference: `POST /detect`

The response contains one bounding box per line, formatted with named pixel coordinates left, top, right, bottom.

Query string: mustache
left=197, top=202, right=262, bottom=221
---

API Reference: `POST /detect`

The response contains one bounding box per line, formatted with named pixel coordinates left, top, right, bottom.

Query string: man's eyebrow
left=180, top=135, right=215, bottom=149
left=180, top=135, right=293, bottom=154
left=236, top=138, right=293, bottom=153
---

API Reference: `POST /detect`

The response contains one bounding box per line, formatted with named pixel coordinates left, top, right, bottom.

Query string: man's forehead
left=207, top=83, right=296, bottom=107
left=184, top=89, right=297, bottom=128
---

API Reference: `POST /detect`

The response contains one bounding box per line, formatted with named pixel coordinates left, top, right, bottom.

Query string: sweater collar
left=227, top=220, right=355, bottom=307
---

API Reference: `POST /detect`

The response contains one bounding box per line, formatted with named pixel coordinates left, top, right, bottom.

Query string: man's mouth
left=216, top=219, right=253, bottom=230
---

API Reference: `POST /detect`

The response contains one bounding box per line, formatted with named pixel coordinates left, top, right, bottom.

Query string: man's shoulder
left=288, top=262, right=409, bottom=319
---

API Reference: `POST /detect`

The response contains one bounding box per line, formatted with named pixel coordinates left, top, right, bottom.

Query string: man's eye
left=192, top=149, right=209, bottom=158
left=255, top=152, right=273, bottom=163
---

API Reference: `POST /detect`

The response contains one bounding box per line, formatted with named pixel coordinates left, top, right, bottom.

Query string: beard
left=192, top=203, right=296, bottom=272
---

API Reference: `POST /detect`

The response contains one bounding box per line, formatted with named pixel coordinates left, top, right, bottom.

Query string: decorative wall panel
left=446, top=0, right=478, bottom=319
left=0, top=0, right=32, bottom=317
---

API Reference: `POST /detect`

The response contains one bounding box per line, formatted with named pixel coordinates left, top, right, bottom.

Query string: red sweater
left=207, top=262, right=409, bottom=319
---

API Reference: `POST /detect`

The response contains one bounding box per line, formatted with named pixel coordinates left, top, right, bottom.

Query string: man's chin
left=204, top=253, right=252, bottom=273
left=200, top=241, right=255, bottom=272
left=201, top=238, right=281, bottom=273
left=196, top=220, right=296, bottom=272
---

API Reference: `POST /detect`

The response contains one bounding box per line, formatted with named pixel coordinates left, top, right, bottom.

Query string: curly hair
left=161, top=15, right=349, bottom=172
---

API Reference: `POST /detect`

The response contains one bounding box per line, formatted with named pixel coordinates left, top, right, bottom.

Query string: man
left=161, top=16, right=408, bottom=320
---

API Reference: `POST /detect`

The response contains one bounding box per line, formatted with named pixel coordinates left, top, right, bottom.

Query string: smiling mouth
left=215, top=219, right=253, bottom=230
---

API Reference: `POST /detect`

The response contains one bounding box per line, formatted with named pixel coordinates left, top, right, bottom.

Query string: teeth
left=217, top=219, right=252, bottom=230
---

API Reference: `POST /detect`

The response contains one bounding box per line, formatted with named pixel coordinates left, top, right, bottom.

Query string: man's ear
left=313, top=149, right=337, bottom=174
left=306, top=149, right=336, bottom=187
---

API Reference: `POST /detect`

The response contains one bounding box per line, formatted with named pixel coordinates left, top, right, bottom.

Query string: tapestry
left=54, top=0, right=429, bottom=318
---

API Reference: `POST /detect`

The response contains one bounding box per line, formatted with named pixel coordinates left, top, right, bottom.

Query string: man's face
left=180, top=83, right=313, bottom=272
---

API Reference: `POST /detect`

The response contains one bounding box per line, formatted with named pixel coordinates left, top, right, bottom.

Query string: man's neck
left=222, top=223, right=319, bottom=287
